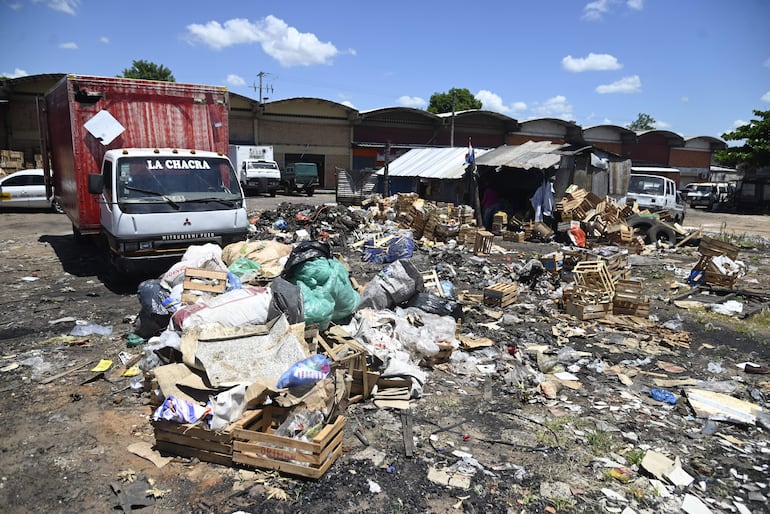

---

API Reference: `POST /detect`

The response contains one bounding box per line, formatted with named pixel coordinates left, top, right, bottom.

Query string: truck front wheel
left=306, top=187, right=315, bottom=197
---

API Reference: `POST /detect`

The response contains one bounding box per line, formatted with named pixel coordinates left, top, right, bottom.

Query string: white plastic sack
left=173, top=286, right=272, bottom=331
left=161, top=243, right=228, bottom=290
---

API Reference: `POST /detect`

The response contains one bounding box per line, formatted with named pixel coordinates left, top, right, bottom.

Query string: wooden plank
left=154, top=440, right=232, bottom=466
left=401, top=409, right=414, bottom=458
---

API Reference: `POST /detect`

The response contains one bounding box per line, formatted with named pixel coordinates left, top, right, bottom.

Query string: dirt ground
left=0, top=196, right=769, bottom=514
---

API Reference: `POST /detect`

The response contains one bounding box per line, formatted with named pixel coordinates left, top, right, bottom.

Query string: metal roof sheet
left=376, top=147, right=490, bottom=179
left=475, top=140, right=568, bottom=170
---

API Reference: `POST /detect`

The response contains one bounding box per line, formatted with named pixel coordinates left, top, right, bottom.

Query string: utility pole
left=383, top=141, right=391, bottom=197
left=450, top=90, right=456, bottom=147
left=252, top=71, right=274, bottom=105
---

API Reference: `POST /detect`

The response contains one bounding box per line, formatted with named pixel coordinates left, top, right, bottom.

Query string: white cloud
left=475, top=90, right=527, bottom=114
left=532, top=95, right=574, bottom=119
left=595, top=75, right=641, bottom=94
left=186, top=16, right=343, bottom=67
left=59, top=41, right=78, bottom=50
left=48, top=0, right=79, bottom=15
left=764, top=58, right=770, bottom=68
left=761, top=91, right=770, bottom=103
left=582, top=0, right=612, bottom=21
left=8, top=2, right=22, bottom=10
left=582, top=0, right=642, bottom=21
left=341, top=100, right=356, bottom=109
left=226, top=74, right=246, bottom=87
left=396, top=95, right=426, bottom=108
left=99, top=36, right=109, bottom=44
left=733, top=119, right=747, bottom=128
left=562, top=53, right=622, bottom=72
left=0, top=68, right=28, bottom=78
left=655, top=120, right=671, bottom=129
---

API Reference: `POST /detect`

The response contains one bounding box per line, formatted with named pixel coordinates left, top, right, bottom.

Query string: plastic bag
left=288, top=257, right=360, bottom=328
left=228, top=256, right=261, bottom=278
left=276, top=354, right=331, bottom=389
left=568, top=225, right=586, bottom=248
left=358, top=259, right=424, bottom=311
left=282, top=241, right=332, bottom=277
left=362, top=235, right=415, bottom=264
left=152, top=395, right=211, bottom=424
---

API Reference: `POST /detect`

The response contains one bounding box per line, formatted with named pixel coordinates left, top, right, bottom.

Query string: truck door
left=99, top=160, right=116, bottom=234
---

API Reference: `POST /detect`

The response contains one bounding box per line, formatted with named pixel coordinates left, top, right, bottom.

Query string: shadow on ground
left=38, top=233, right=158, bottom=294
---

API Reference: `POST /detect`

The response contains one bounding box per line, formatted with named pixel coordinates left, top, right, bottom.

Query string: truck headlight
left=139, top=241, right=153, bottom=250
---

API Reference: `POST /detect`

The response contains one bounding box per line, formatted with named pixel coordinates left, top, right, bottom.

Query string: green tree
left=427, top=88, right=482, bottom=114
left=119, top=60, right=176, bottom=82
left=716, top=110, right=770, bottom=169
left=627, top=112, right=656, bottom=131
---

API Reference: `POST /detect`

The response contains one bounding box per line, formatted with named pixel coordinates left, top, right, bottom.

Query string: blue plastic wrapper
left=152, top=395, right=211, bottom=424
left=276, top=354, right=331, bottom=389
left=649, top=388, right=677, bottom=405
left=362, top=236, right=415, bottom=264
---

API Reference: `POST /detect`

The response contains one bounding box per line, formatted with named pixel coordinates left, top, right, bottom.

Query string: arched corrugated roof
left=360, top=106, right=439, bottom=121
left=516, top=118, right=583, bottom=141
left=684, top=135, right=727, bottom=150
left=637, top=130, right=685, bottom=146
left=583, top=124, right=637, bottom=142
left=267, top=97, right=358, bottom=114
left=436, top=109, right=516, bottom=123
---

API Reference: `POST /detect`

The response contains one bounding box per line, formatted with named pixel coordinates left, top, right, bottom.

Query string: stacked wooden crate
left=564, top=260, right=615, bottom=320
left=0, top=150, right=24, bottom=174
left=694, top=236, right=741, bottom=288
left=483, top=282, right=519, bottom=308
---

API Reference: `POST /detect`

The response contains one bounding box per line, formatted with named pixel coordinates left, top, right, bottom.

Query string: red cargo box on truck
left=40, top=75, right=247, bottom=272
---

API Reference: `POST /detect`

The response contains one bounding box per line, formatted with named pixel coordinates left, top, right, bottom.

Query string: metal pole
left=383, top=141, right=391, bottom=197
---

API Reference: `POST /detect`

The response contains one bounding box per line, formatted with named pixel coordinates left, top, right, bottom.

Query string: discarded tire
left=646, top=223, right=677, bottom=244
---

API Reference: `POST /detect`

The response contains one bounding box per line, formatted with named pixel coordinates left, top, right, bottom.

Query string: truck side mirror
left=87, top=173, right=104, bottom=194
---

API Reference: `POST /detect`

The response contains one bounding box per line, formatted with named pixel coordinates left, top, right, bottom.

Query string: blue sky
left=2, top=0, right=768, bottom=141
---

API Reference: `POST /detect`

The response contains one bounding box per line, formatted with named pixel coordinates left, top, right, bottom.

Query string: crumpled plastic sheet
left=152, top=395, right=210, bottom=424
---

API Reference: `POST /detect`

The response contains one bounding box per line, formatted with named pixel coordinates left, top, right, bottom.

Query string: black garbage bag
left=282, top=241, right=332, bottom=277
left=135, top=279, right=171, bottom=338
left=406, top=292, right=463, bottom=321
left=267, top=277, right=305, bottom=325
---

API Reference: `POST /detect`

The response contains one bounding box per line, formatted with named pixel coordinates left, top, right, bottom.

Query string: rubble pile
left=3, top=191, right=769, bottom=513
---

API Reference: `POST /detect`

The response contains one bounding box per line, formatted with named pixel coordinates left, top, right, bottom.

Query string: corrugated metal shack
left=374, top=147, right=492, bottom=205
left=475, top=140, right=630, bottom=217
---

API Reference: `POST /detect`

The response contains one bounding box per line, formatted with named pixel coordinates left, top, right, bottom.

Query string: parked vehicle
left=240, top=159, right=281, bottom=196
left=626, top=173, right=686, bottom=224
left=282, top=162, right=319, bottom=196
left=228, top=144, right=280, bottom=196
left=0, top=168, right=61, bottom=212
left=41, top=75, right=248, bottom=273
left=685, top=182, right=732, bottom=210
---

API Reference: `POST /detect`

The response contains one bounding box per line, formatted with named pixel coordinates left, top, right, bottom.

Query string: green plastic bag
left=288, top=258, right=360, bottom=328
left=228, top=256, right=261, bottom=277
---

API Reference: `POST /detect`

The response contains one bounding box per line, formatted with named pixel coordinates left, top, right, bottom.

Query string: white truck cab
left=91, top=148, right=248, bottom=271
left=626, top=173, right=687, bottom=224
left=240, top=159, right=281, bottom=196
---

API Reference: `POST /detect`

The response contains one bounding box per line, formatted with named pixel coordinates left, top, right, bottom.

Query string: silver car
left=0, top=168, right=61, bottom=212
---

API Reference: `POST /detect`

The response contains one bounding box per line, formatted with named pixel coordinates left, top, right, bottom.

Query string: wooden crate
left=483, top=282, right=519, bottom=308
left=699, top=236, right=739, bottom=260
left=183, top=268, right=228, bottom=294
left=420, top=342, right=455, bottom=368
left=573, top=261, right=615, bottom=301
left=474, top=231, right=494, bottom=255
left=319, top=327, right=376, bottom=403
left=232, top=408, right=345, bottom=479
left=540, top=251, right=564, bottom=274
left=564, top=299, right=612, bottom=320
left=153, top=419, right=236, bottom=466
left=612, top=279, right=650, bottom=317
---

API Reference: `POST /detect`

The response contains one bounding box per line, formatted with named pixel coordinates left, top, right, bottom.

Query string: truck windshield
left=246, top=162, right=278, bottom=170
left=116, top=156, right=242, bottom=212
left=628, top=176, right=664, bottom=195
